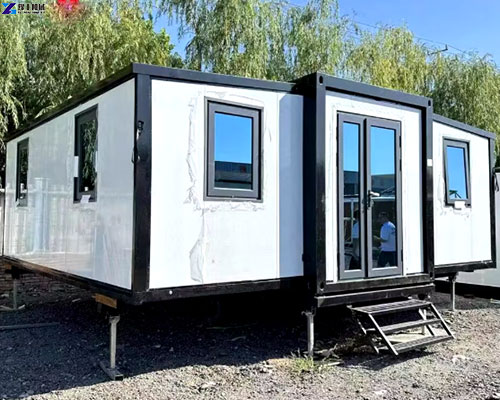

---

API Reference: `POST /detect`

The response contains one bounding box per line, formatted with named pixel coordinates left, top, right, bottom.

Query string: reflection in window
left=214, top=113, right=253, bottom=190
left=342, top=122, right=361, bottom=271
left=370, top=126, right=397, bottom=269
left=444, top=139, right=470, bottom=205
left=16, top=138, right=29, bottom=206
left=207, top=101, right=260, bottom=199
left=75, top=107, right=97, bottom=201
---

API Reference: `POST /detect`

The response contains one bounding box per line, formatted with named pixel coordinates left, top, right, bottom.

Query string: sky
left=156, top=0, right=500, bottom=65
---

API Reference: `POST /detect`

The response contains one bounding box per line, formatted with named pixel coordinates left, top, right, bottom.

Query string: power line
left=282, top=0, right=469, bottom=55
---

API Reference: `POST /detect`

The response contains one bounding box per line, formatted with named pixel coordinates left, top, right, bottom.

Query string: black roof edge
left=5, top=63, right=296, bottom=143
left=5, top=64, right=135, bottom=143
left=433, top=113, right=496, bottom=140
left=295, top=72, right=432, bottom=109
left=131, top=63, right=294, bottom=92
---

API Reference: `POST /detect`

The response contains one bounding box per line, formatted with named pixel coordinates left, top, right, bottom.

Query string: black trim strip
left=433, top=114, right=496, bottom=140
left=434, top=261, right=494, bottom=277
left=316, top=283, right=434, bottom=307
left=132, top=75, right=152, bottom=292
left=131, top=64, right=294, bottom=93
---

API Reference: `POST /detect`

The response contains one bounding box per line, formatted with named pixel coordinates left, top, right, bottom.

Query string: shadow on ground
left=0, top=289, right=497, bottom=398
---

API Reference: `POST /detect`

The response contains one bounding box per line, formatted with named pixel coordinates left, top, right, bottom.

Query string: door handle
left=366, top=190, right=380, bottom=209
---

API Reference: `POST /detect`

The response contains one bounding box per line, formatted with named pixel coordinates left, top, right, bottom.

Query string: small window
left=444, top=139, right=470, bottom=206
left=206, top=101, right=261, bottom=199
left=74, top=106, right=98, bottom=202
left=16, top=138, right=29, bottom=206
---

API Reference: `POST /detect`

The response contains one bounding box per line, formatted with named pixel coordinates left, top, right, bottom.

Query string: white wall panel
left=433, top=122, right=491, bottom=265
left=4, top=79, right=135, bottom=289
left=149, top=80, right=303, bottom=288
left=325, top=93, right=424, bottom=282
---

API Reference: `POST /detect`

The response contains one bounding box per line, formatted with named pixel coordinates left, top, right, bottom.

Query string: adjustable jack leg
left=12, top=278, right=19, bottom=311
left=303, top=310, right=315, bottom=358
left=449, top=273, right=457, bottom=312
left=99, top=315, right=124, bottom=381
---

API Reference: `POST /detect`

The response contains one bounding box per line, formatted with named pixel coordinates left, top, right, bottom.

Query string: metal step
left=350, top=298, right=454, bottom=356
left=368, top=318, right=440, bottom=334
left=393, top=335, right=452, bottom=353
left=352, top=299, right=430, bottom=315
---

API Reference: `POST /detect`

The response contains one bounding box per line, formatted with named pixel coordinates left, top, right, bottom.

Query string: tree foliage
left=160, top=0, right=349, bottom=80
left=1, top=0, right=181, bottom=138
left=2, top=0, right=500, bottom=162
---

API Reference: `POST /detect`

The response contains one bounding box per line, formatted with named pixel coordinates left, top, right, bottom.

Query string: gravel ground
left=1, top=287, right=500, bottom=400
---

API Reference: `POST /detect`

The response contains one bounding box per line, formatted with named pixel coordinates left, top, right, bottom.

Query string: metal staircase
left=350, top=298, right=454, bottom=355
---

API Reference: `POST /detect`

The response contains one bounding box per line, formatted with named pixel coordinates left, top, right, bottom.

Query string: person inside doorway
left=376, top=212, right=396, bottom=267
left=349, top=209, right=360, bottom=269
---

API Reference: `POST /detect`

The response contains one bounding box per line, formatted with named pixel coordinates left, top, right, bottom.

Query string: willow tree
left=0, top=17, right=26, bottom=140
left=431, top=54, right=500, bottom=135
left=17, top=0, right=181, bottom=124
left=0, top=0, right=180, bottom=142
left=345, top=26, right=431, bottom=95
left=159, top=0, right=350, bottom=80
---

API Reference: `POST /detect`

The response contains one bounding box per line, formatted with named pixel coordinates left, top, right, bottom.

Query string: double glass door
left=338, top=113, right=402, bottom=280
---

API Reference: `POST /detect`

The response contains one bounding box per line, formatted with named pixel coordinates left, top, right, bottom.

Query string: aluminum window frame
left=443, top=138, right=471, bottom=207
left=74, top=105, right=98, bottom=202
left=16, top=138, right=29, bottom=207
left=205, top=99, right=261, bottom=200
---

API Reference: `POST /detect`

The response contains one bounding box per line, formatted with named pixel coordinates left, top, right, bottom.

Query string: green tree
left=159, top=0, right=349, bottom=80
left=0, top=0, right=181, bottom=141
left=345, top=26, right=431, bottom=95
left=430, top=54, right=500, bottom=146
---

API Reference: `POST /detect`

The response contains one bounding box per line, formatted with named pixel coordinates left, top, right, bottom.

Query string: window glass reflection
left=343, top=122, right=361, bottom=271
left=214, top=112, right=253, bottom=190
left=446, top=145, right=468, bottom=200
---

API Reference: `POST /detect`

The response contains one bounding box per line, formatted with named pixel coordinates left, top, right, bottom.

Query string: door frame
left=337, top=112, right=403, bottom=280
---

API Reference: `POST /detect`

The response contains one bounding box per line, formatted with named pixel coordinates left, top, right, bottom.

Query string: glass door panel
left=367, top=121, right=402, bottom=277
left=338, top=113, right=402, bottom=280
left=338, top=115, right=365, bottom=280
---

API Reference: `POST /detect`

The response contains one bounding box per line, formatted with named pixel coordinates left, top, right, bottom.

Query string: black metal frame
left=443, top=138, right=471, bottom=206
left=74, top=105, right=98, bottom=202
left=205, top=100, right=262, bottom=200
left=299, top=72, right=435, bottom=298
left=15, top=138, right=29, bottom=207
left=3, top=64, right=494, bottom=306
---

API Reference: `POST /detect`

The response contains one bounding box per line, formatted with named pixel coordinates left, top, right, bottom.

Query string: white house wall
left=457, top=172, right=499, bottom=288
left=433, top=122, right=491, bottom=265
left=4, top=79, right=135, bottom=289
left=325, top=92, right=424, bottom=283
left=149, top=80, right=303, bottom=289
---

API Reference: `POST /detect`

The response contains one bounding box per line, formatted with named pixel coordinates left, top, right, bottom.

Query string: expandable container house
left=1, top=64, right=497, bottom=366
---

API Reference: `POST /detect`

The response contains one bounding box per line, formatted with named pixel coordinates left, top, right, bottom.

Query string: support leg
left=12, top=278, right=19, bottom=311
left=304, top=310, right=315, bottom=358
left=449, top=273, right=457, bottom=312
left=99, top=314, right=124, bottom=381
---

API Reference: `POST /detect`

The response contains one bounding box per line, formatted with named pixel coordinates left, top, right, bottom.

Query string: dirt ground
left=1, top=286, right=500, bottom=400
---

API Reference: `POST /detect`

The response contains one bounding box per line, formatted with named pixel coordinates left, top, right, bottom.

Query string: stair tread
left=352, top=299, right=430, bottom=315
left=393, top=335, right=452, bottom=353
left=369, top=318, right=440, bottom=334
